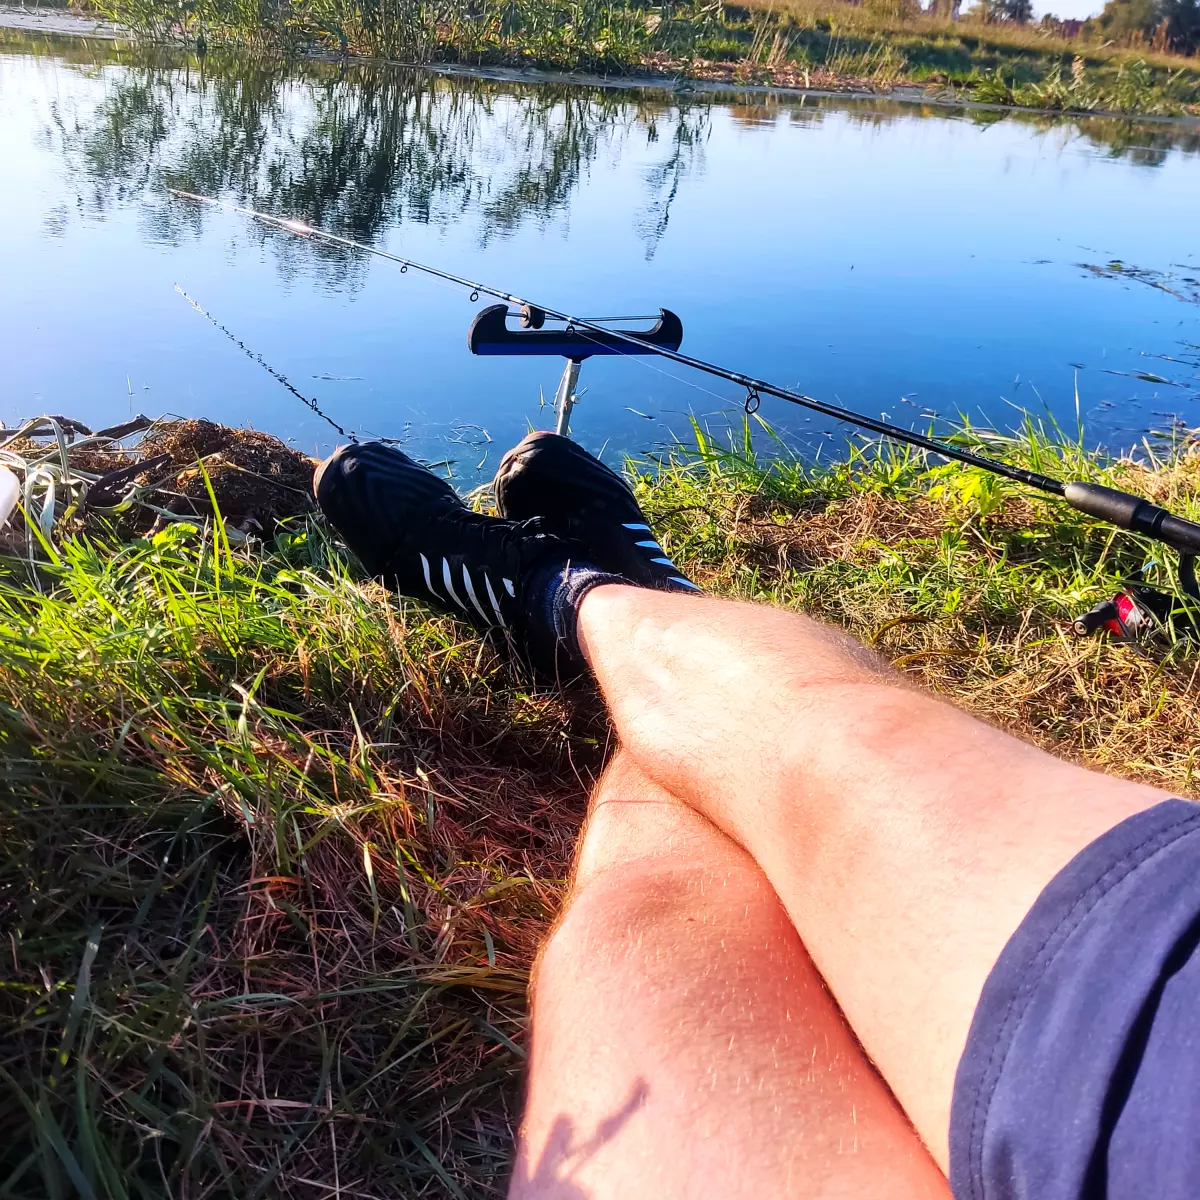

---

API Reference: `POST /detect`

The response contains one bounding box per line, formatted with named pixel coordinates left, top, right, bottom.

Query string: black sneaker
left=314, top=441, right=608, bottom=676
left=493, top=432, right=699, bottom=592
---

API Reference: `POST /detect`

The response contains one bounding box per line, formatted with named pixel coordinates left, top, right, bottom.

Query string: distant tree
left=1088, top=0, right=1199, bottom=48
left=996, top=0, right=1033, bottom=20
left=969, top=0, right=1032, bottom=20
left=1089, top=0, right=1161, bottom=44
left=1040, top=11, right=1086, bottom=34
left=1160, top=0, right=1200, bottom=51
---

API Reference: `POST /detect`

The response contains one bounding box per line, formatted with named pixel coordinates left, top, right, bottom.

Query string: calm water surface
left=3, top=32, right=1199, bottom=474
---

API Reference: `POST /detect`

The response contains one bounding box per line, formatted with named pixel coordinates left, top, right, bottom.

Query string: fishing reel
left=1073, top=553, right=1200, bottom=642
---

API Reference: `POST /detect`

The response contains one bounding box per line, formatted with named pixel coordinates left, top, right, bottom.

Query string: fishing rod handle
left=1065, top=482, right=1200, bottom=554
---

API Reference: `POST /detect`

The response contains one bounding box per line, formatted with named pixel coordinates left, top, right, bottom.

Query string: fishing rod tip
left=281, top=219, right=314, bottom=237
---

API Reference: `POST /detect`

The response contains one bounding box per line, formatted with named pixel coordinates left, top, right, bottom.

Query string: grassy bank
left=3, top=419, right=1200, bottom=1197
left=79, top=0, right=1200, bottom=115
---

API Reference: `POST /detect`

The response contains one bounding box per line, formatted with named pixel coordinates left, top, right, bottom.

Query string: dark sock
left=527, top=558, right=629, bottom=671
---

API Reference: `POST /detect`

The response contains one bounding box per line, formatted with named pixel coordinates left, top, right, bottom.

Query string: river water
left=3, top=30, right=1199, bottom=474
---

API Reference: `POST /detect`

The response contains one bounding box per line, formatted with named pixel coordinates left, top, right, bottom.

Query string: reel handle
left=1064, top=482, right=1200, bottom=555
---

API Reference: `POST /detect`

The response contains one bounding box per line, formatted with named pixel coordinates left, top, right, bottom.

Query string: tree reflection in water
left=38, top=46, right=716, bottom=284
left=29, top=34, right=1200, bottom=294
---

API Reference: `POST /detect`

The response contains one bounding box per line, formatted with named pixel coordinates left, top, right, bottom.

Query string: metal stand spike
left=553, top=358, right=582, bottom=437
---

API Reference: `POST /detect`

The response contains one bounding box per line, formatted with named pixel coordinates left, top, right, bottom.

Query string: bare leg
left=511, top=751, right=950, bottom=1200
left=574, top=587, right=1171, bottom=1167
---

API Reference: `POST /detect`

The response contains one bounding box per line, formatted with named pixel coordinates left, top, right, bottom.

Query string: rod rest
left=467, top=305, right=683, bottom=358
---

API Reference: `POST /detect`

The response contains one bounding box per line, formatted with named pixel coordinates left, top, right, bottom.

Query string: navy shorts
left=950, top=798, right=1200, bottom=1200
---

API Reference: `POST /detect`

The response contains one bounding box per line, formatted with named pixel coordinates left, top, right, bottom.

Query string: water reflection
left=964, top=103, right=1200, bottom=168
left=36, top=44, right=716, bottom=277
left=26, top=31, right=1200, bottom=292
left=4, top=29, right=1198, bottom=457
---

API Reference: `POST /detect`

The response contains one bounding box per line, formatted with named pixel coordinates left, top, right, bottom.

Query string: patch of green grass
left=4, top=421, right=1200, bottom=1195
left=0, top=519, right=598, bottom=1198
left=970, top=51, right=1198, bottom=113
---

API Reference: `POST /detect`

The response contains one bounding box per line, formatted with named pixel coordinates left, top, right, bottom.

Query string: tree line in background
left=936, top=0, right=1199, bottom=55
left=1087, top=0, right=1200, bottom=54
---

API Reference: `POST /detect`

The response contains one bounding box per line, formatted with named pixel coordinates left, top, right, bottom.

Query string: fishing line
left=571, top=323, right=741, bottom=409
left=570, top=321, right=926, bottom=445
left=173, top=285, right=354, bottom=441
left=575, top=314, right=665, bottom=322
left=578, top=320, right=901, bottom=445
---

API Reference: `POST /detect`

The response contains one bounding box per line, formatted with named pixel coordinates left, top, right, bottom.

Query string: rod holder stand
left=554, top=359, right=582, bottom=437
left=467, top=304, right=683, bottom=440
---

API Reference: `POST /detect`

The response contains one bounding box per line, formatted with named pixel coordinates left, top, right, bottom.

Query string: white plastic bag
left=0, top=466, right=18, bottom=528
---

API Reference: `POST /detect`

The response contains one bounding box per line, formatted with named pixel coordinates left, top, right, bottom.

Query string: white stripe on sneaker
left=442, top=557, right=466, bottom=610
left=420, top=553, right=441, bottom=600
left=461, top=565, right=492, bottom=624
left=483, top=573, right=507, bottom=627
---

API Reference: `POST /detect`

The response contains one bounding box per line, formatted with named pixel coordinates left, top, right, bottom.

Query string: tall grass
left=970, top=49, right=1199, bottom=111
left=0, top=517, right=598, bottom=1197
left=86, top=0, right=729, bottom=71
left=79, top=0, right=1200, bottom=114
left=4, top=422, right=1200, bottom=1195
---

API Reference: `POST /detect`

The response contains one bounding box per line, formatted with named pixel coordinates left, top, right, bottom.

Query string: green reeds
left=87, top=0, right=728, bottom=72
left=971, top=53, right=1198, bottom=113
left=79, top=0, right=1200, bottom=116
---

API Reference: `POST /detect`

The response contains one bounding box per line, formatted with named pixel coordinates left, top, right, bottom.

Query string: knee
left=537, top=861, right=693, bottom=992
left=568, top=750, right=704, bottom=893
left=535, top=839, right=775, bottom=1016
left=537, top=748, right=768, bottom=1003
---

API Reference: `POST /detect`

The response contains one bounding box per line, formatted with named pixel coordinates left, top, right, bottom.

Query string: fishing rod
left=169, top=187, right=1200, bottom=638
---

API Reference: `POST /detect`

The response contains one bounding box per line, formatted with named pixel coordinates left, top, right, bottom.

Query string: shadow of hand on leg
left=510, top=1080, right=649, bottom=1198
